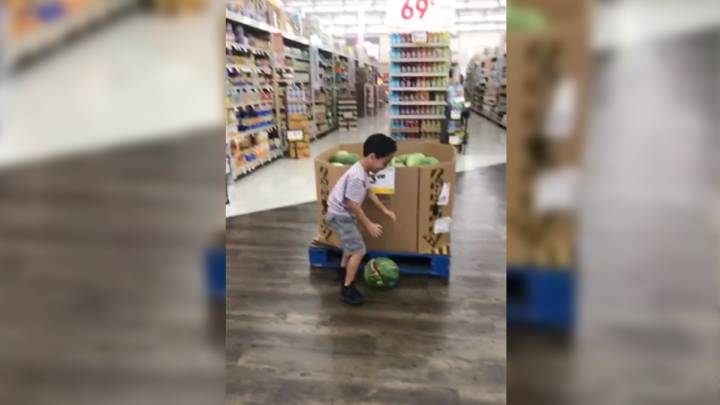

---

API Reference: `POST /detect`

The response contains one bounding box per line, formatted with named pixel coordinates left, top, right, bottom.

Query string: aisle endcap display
left=389, top=31, right=451, bottom=142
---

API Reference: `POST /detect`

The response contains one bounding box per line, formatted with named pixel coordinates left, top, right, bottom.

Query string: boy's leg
left=341, top=251, right=350, bottom=268
left=344, top=252, right=364, bottom=287
left=336, top=251, right=350, bottom=282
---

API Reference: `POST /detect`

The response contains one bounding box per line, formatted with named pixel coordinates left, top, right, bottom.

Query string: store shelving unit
left=278, top=36, right=314, bottom=140
left=389, top=32, right=450, bottom=141
left=225, top=17, right=283, bottom=180
left=466, top=48, right=507, bottom=128
left=313, top=47, right=337, bottom=137
left=225, top=10, right=348, bottom=177
left=336, top=54, right=358, bottom=130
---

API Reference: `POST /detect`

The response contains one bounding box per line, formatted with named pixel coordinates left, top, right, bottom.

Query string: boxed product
left=314, top=141, right=456, bottom=254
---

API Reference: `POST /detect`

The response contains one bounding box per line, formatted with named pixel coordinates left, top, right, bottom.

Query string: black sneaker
left=340, top=283, right=365, bottom=305
left=335, top=267, right=347, bottom=282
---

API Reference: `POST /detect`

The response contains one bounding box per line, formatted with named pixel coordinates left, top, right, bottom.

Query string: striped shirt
left=327, top=162, right=370, bottom=218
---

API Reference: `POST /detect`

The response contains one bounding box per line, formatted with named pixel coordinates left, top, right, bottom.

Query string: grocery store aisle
left=1, top=8, right=223, bottom=169
left=226, top=164, right=506, bottom=404
left=226, top=109, right=506, bottom=217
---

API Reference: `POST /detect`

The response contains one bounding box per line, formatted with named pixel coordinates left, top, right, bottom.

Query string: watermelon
left=424, top=156, right=440, bottom=166
left=406, top=153, right=428, bottom=167
left=391, top=156, right=406, bottom=167
left=330, top=150, right=360, bottom=165
left=394, top=153, right=414, bottom=165
left=331, top=162, right=346, bottom=167
left=363, top=257, right=400, bottom=289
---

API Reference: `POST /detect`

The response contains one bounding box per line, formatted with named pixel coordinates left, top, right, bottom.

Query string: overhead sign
left=385, top=0, right=454, bottom=29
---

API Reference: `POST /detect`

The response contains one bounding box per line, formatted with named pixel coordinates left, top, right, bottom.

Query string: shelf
left=225, top=42, right=271, bottom=56
left=235, top=150, right=285, bottom=179
left=226, top=64, right=272, bottom=75
left=283, top=32, right=310, bottom=46
left=390, top=101, right=447, bottom=106
left=391, top=58, right=451, bottom=63
left=391, top=72, right=448, bottom=77
left=390, top=87, right=448, bottom=91
left=225, top=13, right=314, bottom=48
left=227, top=124, right=277, bottom=140
left=226, top=101, right=274, bottom=109
left=228, top=84, right=274, bottom=92
left=390, top=115, right=445, bottom=119
left=391, top=43, right=450, bottom=48
left=226, top=12, right=279, bottom=34
left=389, top=127, right=421, bottom=133
left=286, top=55, right=310, bottom=62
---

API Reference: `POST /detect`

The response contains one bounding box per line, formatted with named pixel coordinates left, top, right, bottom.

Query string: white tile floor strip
left=226, top=110, right=506, bottom=217
left=0, top=9, right=224, bottom=169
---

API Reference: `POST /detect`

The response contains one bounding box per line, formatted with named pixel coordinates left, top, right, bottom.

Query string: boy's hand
left=367, top=222, right=383, bottom=238
left=383, top=209, right=397, bottom=223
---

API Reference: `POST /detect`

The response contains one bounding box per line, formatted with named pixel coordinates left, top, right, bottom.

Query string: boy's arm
left=368, top=192, right=396, bottom=222
left=346, top=201, right=383, bottom=238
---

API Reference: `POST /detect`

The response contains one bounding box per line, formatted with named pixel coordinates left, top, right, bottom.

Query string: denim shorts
left=327, top=214, right=366, bottom=255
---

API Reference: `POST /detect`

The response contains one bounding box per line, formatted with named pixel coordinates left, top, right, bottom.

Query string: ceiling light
left=453, top=22, right=505, bottom=32
left=457, top=14, right=506, bottom=23
left=455, top=1, right=502, bottom=10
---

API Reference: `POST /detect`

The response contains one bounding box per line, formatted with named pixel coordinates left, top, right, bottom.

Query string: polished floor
left=226, top=110, right=507, bottom=216
left=226, top=164, right=507, bottom=404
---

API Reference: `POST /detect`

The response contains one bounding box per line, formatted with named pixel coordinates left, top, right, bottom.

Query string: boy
left=326, top=134, right=397, bottom=305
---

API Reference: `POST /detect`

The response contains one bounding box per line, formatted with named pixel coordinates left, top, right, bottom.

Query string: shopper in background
left=326, top=134, right=397, bottom=305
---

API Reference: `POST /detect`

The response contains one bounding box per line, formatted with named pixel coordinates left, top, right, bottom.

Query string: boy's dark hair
left=363, top=133, right=397, bottom=158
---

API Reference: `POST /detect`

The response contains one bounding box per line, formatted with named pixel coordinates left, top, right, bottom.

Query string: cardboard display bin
left=314, top=141, right=457, bottom=254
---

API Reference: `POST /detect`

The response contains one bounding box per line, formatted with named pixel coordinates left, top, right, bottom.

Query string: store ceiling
left=280, top=0, right=506, bottom=35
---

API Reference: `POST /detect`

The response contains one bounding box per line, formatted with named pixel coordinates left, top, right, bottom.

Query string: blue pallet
left=507, top=266, right=576, bottom=329
left=309, top=245, right=450, bottom=279
left=203, top=247, right=226, bottom=301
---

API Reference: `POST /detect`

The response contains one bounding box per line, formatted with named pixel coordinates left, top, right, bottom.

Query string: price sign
left=287, top=130, right=304, bottom=141
left=386, top=0, right=453, bottom=29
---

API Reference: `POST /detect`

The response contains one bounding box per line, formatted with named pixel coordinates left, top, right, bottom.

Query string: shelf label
left=438, top=182, right=450, bottom=206
left=370, top=167, right=395, bottom=195
left=534, top=168, right=580, bottom=213
left=433, top=216, right=452, bottom=234
left=287, top=130, right=304, bottom=141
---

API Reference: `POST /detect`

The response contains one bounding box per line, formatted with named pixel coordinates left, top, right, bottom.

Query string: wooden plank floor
left=0, top=131, right=225, bottom=405
left=226, top=165, right=507, bottom=404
